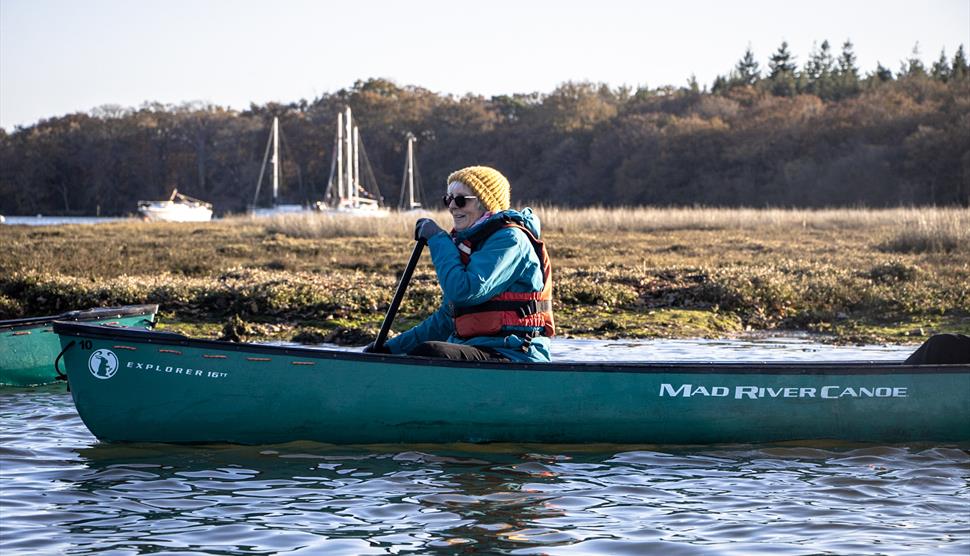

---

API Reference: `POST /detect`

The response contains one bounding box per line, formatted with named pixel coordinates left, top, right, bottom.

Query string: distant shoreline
left=2, top=74, right=968, bottom=216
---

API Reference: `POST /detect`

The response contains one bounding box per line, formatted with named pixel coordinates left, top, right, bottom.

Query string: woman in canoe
left=365, top=165, right=553, bottom=362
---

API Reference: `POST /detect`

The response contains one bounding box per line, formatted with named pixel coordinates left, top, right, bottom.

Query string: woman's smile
left=447, top=182, right=485, bottom=231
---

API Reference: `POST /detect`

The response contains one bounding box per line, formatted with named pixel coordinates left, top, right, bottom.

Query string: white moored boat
left=251, top=109, right=406, bottom=219
left=316, top=106, right=388, bottom=216
left=137, top=189, right=213, bottom=222
left=249, top=117, right=314, bottom=217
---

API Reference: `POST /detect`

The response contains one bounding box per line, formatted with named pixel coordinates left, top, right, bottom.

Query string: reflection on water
left=1, top=339, right=964, bottom=555
left=1, top=216, right=132, bottom=226
left=552, top=335, right=916, bottom=362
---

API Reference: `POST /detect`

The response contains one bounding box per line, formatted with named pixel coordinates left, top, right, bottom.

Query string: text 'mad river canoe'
left=1, top=305, right=158, bottom=387
left=53, top=321, right=969, bottom=445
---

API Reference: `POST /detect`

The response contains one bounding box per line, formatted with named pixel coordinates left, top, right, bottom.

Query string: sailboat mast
left=406, top=134, right=416, bottom=208
left=252, top=118, right=274, bottom=210
left=344, top=106, right=353, bottom=208
left=336, top=112, right=344, bottom=205
left=399, top=133, right=418, bottom=209
left=352, top=126, right=360, bottom=208
left=271, top=117, right=280, bottom=205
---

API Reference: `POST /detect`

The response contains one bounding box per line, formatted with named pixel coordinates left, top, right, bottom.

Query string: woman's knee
left=905, top=333, right=970, bottom=364
left=408, top=341, right=508, bottom=361
left=408, top=341, right=451, bottom=358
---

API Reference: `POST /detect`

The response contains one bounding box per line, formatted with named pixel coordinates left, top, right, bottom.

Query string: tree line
left=1, top=41, right=968, bottom=215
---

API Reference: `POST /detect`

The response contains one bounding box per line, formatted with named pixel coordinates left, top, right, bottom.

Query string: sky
left=1, top=0, right=968, bottom=130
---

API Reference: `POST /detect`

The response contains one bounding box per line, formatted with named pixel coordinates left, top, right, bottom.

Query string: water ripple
left=1, top=339, right=968, bottom=555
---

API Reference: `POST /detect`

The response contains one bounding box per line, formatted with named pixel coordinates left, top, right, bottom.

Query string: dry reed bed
left=254, top=207, right=970, bottom=248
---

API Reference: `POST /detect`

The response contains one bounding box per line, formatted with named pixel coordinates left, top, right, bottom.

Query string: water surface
left=1, top=215, right=132, bottom=226
left=1, top=338, right=966, bottom=555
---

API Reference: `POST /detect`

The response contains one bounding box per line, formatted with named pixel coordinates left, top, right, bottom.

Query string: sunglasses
left=441, top=194, right=478, bottom=208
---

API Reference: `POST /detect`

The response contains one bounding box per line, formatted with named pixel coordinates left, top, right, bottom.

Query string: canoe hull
left=55, top=322, right=970, bottom=445
left=1, top=305, right=158, bottom=387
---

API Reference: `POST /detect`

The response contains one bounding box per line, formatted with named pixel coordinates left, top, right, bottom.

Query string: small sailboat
left=250, top=117, right=309, bottom=216
left=137, top=189, right=213, bottom=222
left=397, top=132, right=425, bottom=211
left=317, top=106, right=387, bottom=215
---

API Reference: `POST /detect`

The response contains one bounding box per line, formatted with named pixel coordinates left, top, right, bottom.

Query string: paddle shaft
left=373, top=238, right=427, bottom=350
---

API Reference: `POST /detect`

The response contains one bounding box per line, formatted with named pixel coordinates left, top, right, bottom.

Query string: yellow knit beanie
left=447, top=166, right=511, bottom=212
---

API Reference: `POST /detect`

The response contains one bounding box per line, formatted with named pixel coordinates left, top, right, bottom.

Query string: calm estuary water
left=1, top=215, right=132, bottom=226
left=2, top=338, right=967, bottom=555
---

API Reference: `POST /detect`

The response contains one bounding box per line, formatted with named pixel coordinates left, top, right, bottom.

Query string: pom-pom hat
left=447, top=166, right=511, bottom=212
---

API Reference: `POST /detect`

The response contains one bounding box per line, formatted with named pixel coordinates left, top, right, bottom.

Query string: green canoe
left=1, top=305, right=158, bottom=387
left=54, top=321, right=969, bottom=445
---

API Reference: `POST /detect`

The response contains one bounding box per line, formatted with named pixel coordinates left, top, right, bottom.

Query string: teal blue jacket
left=385, top=208, right=551, bottom=362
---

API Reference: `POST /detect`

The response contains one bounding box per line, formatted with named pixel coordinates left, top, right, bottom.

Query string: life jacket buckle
left=517, top=299, right=538, bottom=318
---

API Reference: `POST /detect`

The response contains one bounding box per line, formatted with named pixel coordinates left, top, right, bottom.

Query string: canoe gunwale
left=53, top=321, right=968, bottom=376
left=1, top=304, right=159, bottom=331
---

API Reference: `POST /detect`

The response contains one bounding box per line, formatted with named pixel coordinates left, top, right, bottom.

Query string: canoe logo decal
left=659, top=383, right=909, bottom=399
left=88, top=349, right=119, bottom=380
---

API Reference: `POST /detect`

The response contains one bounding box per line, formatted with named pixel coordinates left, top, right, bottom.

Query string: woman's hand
left=362, top=342, right=391, bottom=354
left=415, top=218, right=444, bottom=241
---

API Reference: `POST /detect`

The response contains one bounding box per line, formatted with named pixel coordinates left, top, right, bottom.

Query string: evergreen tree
left=953, top=44, right=969, bottom=80
left=768, top=41, right=797, bottom=78
left=803, top=40, right=836, bottom=98
left=902, top=42, right=926, bottom=77
left=711, top=74, right=729, bottom=95
left=800, top=43, right=821, bottom=91
left=837, top=40, right=859, bottom=80
left=874, top=62, right=894, bottom=82
left=834, top=40, right=860, bottom=98
left=686, top=74, right=700, bottom=94
left=931, top=48, right=951, bottom=82
left=768, top=41, right=798, bottom=97
left=733, top=46, right=761, bottom=86
left=819, top=40, right=835, bottom=71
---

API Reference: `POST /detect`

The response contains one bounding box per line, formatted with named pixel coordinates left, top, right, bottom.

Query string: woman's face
left=446, top=181, right=486, bottom=231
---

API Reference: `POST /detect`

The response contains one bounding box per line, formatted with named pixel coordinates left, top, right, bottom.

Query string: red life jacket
left=451, top=215, right=555, bottom=339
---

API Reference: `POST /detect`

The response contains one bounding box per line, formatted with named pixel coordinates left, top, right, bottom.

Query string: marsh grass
left=254, top=206, right=970, bottom=236
left=537, top=206, right=899, bottom=232
left=255, top=211, right=423, bottom=239
left=881, top=210, right=970, bottom=254
left=2, top=207, right=968, bottom=344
